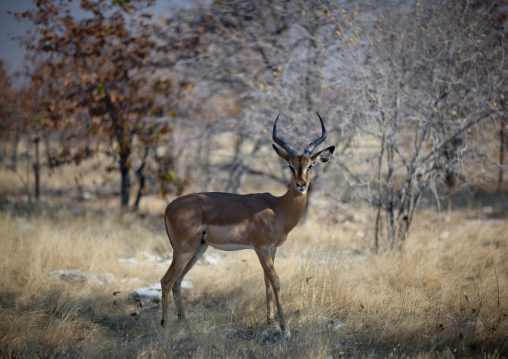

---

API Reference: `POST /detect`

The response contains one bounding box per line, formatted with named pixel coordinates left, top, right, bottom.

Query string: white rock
left=96, top=272, right=115, bottom=284
left=139, top=251, right=161, bottom=263
left=49, top=269, right=115, bottom=285
left=70, top=207, right=85, bottom=215
left=134, top=280, right=193, bottom=306
left=14, top=217, right=33, bottom=230
left=49, top=269, right=89, bottom=282
left=81, top=192, right=97, bottom=201
left=325, top=318, right=347, bottom=332
left=259, top=330, right=270, bottom=340
left=118, top=258, right=137, bottom=266
left=459, top=317, right=485, bottom=339
left=134, top=284, right=162, bottom=306
left=353, top=213, right=368, bottom=223
left=119, top=252, right=170, bottom=267
left=203, top=253, right=221, bottom=265
left=439, top=231, right=450, bottom=240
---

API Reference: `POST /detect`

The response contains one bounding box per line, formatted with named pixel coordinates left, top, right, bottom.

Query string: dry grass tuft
left=0, top=201, right=507, bottom=358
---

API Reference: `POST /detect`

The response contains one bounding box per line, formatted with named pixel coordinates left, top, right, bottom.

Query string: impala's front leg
left=256, top=247, right=290, bottom=339
left=264, top=247, right=277, bottom=324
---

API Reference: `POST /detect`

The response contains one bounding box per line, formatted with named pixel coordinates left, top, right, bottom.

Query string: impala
left=160, top=113, right=335, bottom=338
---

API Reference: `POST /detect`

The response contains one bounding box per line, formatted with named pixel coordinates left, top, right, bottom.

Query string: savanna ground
left=0, top=158, right=507, bottom=358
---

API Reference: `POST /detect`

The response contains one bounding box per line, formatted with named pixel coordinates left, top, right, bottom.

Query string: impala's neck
left=278, top=184, right=308, bottom=233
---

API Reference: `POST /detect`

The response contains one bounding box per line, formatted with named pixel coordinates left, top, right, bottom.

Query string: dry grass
left=0, top=198, right=507, bottom=358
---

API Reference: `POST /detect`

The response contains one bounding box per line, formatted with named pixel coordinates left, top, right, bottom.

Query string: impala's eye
left=308, top=165, right=313, bottom=170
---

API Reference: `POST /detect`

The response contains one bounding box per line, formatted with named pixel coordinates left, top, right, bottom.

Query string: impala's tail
left=163, top=211, right=174, bottom=249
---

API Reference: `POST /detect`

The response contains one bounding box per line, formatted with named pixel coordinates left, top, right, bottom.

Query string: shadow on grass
left=1, top=282, right=506, bottom=358
left=0, top=285, right=152, bottom=357
left=424, top=188, right=508, bottom=212
left=153, top=284, right=508, bottom=358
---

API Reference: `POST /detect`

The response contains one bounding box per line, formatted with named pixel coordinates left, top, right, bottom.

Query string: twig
left=494, top=267, right=500, bottom=308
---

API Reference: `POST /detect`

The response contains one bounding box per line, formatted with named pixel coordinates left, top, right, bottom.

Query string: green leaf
left=161, top=171, right=175, bottom=182
left=97, top=82, right=106, bottom=96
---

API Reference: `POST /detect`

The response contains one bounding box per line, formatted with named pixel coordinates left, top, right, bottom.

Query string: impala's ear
left=273, top=144, right=291, bottom=163
left=311, top=146, right=335, bottom=164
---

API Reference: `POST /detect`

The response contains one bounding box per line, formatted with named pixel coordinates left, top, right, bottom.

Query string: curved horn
left=302, top=112, right=327, bottom=156
left=272, top=114, right=298, bottom=158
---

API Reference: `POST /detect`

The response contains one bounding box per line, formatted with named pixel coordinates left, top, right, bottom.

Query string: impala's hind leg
left=172, top=242, right=209, bottom=319
left=160, top=249, right=196, bottom=327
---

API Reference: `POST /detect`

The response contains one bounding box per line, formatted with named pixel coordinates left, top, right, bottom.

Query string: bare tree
left=13, top=0, right=206, bottom=207
left=167, top=0, right=345, bottom=194
left=0, top=62, right=16, bottom=169
left=326, top=1, right=506, bottom=249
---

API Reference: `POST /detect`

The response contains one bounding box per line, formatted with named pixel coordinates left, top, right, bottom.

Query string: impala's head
left=272, top=113, right=335, bottom=195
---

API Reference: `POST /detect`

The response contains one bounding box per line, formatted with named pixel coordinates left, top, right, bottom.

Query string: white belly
left=202, top=224, right=251, bottom=251
left=208, top=243, right=253, bottom=251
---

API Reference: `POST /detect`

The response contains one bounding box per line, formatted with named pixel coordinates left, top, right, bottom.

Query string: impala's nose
left=296, top=180, right=307, bottom=194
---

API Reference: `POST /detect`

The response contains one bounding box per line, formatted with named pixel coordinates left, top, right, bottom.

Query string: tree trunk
left=34, top=137, right=40, bottom=201
left=44, top=128, right=51, bottom=165
left=25, top=142, right=32, bottom=203
left=386, top=143, right=396, bottom=248
left=133, top=163, right=145, bottom=210
left=225, top=134, right=244, bottom=192
left=498, top=121, right=505, bottom=193
left=119, top=153, right=130, bottom=208
left=10, top=124, right=19, bottom=171
left=374, top=132, right=386, bottom=253
left=133, top=147, right=148, bottom=210
left=107, top=94, right=132, bottom=208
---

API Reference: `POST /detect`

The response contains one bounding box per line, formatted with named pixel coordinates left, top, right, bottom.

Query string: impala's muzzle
left=296, top=180, right=307, bottom=194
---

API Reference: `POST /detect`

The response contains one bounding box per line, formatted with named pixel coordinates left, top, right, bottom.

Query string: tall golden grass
left=0, top=198, right=506, bottom=358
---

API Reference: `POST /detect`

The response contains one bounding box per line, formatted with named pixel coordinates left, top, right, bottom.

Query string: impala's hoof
left=161, top=319, right=166, bottom=328
left=283, top=328, right=291, bottom=340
